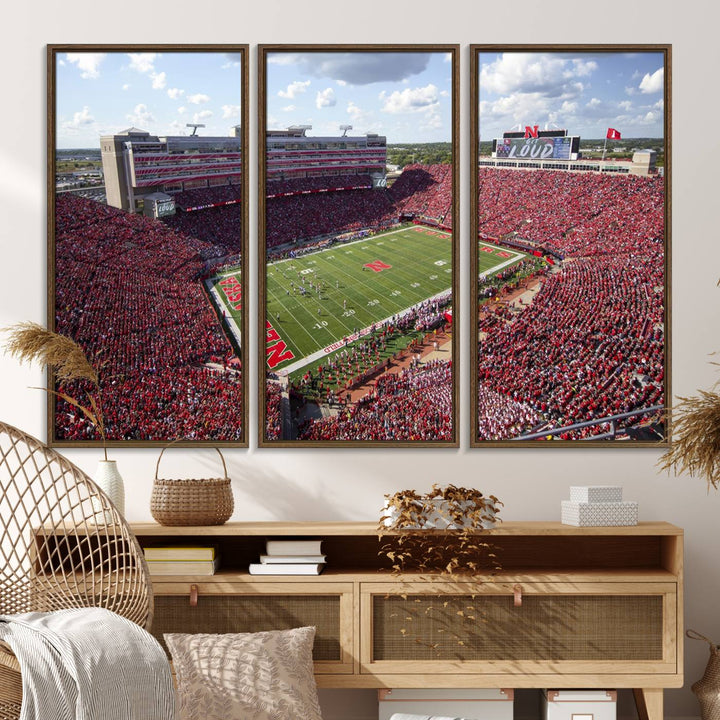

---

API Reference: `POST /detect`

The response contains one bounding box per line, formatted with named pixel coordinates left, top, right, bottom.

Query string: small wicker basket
left=150, top=442, right=234, bottom=526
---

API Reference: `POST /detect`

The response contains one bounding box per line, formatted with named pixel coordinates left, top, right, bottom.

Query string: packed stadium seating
left=54, top=194, right=243, bottom=441
left=475, top=167, right=664, bottom=440
left=390, top=164, right=453, bottom=224
left=295, top=360, right=452, bottom=441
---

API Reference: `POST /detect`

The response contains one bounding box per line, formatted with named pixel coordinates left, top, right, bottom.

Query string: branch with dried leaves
left=2, top=322, right=108, bottom=458
left=659, top=390, right=720, bottom=490
left=378, top=484, right=503, bottom=576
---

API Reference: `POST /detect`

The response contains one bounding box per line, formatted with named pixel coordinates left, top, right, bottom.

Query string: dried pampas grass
left=659, top=389, right=720, bottom=490
left=2, top=322, right=107, bottom=456
left=3, top=321, right=98, bottom=384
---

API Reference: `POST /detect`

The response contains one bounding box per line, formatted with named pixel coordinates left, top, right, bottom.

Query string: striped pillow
left=165, top=626, right=322, bottom=720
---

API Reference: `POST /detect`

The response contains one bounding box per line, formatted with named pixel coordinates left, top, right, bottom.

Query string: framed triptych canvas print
left=48, top=45, right=249, bottom=446
left=471, top=45, right=670, bottom=446
left=259, top=45, right=459, bottom=446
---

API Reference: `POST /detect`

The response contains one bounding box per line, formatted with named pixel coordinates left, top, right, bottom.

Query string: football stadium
left=53, top=128, right=246, bottom=442
left=474, top=127, right=665, bottom=442
left=260, top=127, right=455, bottom=442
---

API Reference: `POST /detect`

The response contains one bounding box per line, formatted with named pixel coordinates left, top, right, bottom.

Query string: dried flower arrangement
left=378, top=484, right=503, bottom=575
left=659, top=389, right=720, bottom=490
left=2, top=322, right=108, bottom=458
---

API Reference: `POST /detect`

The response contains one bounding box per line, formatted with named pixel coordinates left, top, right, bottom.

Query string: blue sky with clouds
left=55, top=51, right=243, bottom=149
left=478, top=51, right=665, bottom=141
left=266, top=51, right=453, bottom=143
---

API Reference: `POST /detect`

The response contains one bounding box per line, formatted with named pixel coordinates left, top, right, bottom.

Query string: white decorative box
left=542, top=689, right=616, bottom=720
left=561, top=500, right=638, bottom=527
left=378, top=688, right=513, bottom=720
left=570, top=486, right=623, bottom=503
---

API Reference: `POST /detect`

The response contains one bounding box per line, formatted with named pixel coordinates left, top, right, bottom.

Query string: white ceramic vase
left=93, top=459, right=125, bottom=516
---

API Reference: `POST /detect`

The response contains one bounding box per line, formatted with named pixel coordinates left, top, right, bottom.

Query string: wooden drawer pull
left=513, top=584, right=522, bottom=607
left=189, top=584, right=198, bottom=607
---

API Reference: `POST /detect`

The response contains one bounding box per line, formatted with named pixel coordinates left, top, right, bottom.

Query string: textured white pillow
left=164, top=626, right=322, bottom=720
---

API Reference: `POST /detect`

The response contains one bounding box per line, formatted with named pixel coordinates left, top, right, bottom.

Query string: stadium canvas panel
left=259, top=45, right=458, bottom=446
left=48, top=45, right=248, bottom=446
left=470, top=45, right=670, bottom=446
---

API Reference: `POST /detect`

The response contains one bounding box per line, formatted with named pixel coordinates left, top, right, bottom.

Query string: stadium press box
left=542, top=689, right=617, bottom=720
left=378, top=688, right=513, bottom=720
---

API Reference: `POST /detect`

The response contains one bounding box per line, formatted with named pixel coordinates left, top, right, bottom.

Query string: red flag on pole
left=606, top=128, right=622, bottom=140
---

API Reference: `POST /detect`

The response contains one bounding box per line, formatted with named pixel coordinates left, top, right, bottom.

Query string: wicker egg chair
left=0, top=421, right=153, bottom=719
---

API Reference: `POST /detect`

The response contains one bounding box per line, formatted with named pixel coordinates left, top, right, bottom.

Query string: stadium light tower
left=339, top=124, right=353, bottom=137
left=186, top=123, right=205, bottom=136
left=289, top=125, right=312, bottom=137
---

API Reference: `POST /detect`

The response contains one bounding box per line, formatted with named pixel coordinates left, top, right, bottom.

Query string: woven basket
left=150, top=442, right=233, bottom=526
left=688, top=629, right=720, bottom=720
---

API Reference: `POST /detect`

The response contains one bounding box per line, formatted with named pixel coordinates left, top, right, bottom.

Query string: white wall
left=1, top=1, right=719, bottom=718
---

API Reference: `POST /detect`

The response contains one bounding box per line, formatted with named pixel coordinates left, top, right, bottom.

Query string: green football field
left=477, top=240, right=528, bottom=276
left=265, top=225, right=452, bottom=373
left=208, top=229, right=534, bottom=376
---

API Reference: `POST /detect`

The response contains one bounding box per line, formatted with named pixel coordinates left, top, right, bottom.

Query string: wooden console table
left=131, top=521, right=683, bottom=720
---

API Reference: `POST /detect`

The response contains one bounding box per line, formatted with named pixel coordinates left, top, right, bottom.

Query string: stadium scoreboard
left=494, top=136, right=577, bottom=161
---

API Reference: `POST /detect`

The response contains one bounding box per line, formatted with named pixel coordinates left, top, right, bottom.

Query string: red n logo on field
left=364, top=260, right=392, bottom=273
left=524, top=125, right=539, bottom=138
left=265, top=320, right=295, bottom=369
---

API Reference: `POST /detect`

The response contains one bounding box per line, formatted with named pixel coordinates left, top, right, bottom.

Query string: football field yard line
left=277, top=286, right=452, bottom=376
left=266, top=285, right=320, bottom=350
left=265, top=226, right=453, bottom=371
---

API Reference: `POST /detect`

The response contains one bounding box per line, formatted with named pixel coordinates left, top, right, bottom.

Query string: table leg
left=634, top=688, right=663, bottom=720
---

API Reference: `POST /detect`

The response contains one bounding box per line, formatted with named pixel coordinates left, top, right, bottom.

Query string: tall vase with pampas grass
left=2, top=321, right=125, bottom=515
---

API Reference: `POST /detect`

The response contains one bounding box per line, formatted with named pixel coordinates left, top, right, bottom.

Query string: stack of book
left=144, top=545, right=220, bottom=575
left=248, top=539, right=325, bottom=575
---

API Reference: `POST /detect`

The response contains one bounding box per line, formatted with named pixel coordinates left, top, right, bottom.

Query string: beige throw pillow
left=164, top=626, right=322, bottom=720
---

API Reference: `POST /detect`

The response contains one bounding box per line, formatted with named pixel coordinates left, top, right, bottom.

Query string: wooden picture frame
left=48, top=44, right=249, bottom=447
left=258, top=44, right=459, bottom=446
left=470, top=45, right=671, bottom=446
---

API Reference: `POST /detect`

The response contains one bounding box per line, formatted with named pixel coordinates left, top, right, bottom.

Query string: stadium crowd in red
left=294, top=360, right=452, bottom=441
left=476, top=168, right=664, bottom=440
left=54, top=194, right=243, bottom=441
left=390, top=164, right=453, bottom=224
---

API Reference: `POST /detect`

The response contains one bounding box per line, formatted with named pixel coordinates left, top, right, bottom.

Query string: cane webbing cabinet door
left=148, top=580, right=353, bottom=675
left=129, top=520, right=683, bottom=720
left=361, top=581, right=676, bottom=675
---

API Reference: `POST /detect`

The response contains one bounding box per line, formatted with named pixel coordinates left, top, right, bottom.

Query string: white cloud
left=639, top=67, right=664, bottom=94
left=151, top=72, right=166, bottom=90
left=122, top=84, right=130, bottom=91
left=127, top=53, right=157, bottom=74
left=654, top=98, right=664, bottom=110
left=643, top=110, right=658, bottom=123
left=64, top=106, right=95, bottom=129
left=587, top=97, right=601, bottom=108
left=481, top=53, right=592, bottom=99
left=316, top=87, right=336, bottom=109
left=65, top=53, right=106, bottom=80
left=222, top=104, right=241, bottom=119
left=619, top=100, right=633, bottom=111
left=381, top=84, right=439, bottom=114
left=178, top=106, right=186, bottom=115
left=282, top=104, right=296, bottom=112
left=443, top=53, right=452, bottom=63
left=278, top=80, right=311, bottom=99
left=187, top=93, right=211, bottom=105
left=336, top=79, right=347, bottom=87
left=127, top=103, right=155, bottom=127
left=193, top=110, right=213, bottom=123
left=625, top=86, right=636, bottom=96
left=167, top=88, right=184, bottom=100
